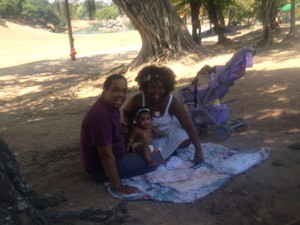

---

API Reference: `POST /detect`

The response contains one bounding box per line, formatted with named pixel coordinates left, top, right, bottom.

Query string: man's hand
left=194, top=149, right=204, bottom=164
left=116, top=185, right=141, bottom=194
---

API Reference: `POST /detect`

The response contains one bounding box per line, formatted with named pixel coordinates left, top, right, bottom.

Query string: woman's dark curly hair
left=135, top=65, right=177, bottom=94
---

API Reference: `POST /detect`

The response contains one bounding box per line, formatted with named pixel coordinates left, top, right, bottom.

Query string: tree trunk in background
left=204, top=0, right=229, bottom=44
left=112, top=0, right=199, bottom=70
left=289, top=0, right=296, bottom=36
left=257, top=0, right=274, bottom=46
left=218, top=10, right=225, bottom=27
left=190, top=0, right=202, bottom=45
left=64, top=0, right=76, bottom=61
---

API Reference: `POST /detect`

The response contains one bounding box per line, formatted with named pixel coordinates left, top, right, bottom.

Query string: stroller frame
left=180, top=47, right=256, bottom=140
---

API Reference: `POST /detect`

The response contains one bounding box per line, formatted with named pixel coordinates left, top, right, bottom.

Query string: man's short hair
left=103, top=74, right=126, bottom=90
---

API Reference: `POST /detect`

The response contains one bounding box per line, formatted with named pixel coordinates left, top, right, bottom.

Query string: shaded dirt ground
left=1, top=20, right=300, bottom=225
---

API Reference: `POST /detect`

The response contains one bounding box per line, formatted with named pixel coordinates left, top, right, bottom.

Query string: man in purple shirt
left=80, top=74, right=158, bottom=194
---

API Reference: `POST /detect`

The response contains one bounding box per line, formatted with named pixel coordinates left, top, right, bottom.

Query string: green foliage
left=228, top=0, right=256, bottom=25
left=0, top=0, right=60, bottom=26
left=22, top=0, right=60, bottom=25
left=170, top=0, right=190, bottom=15
left=95, top=5, right=119, bottom=20
left=84, top=0, right=96, bottom=19
left=75, top=4, right=86, bottom=19
left=0, top=0, right=17, bottom=18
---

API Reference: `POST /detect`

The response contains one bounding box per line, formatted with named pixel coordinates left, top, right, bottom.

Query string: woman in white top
left=123, top=65, right=203, bottom=163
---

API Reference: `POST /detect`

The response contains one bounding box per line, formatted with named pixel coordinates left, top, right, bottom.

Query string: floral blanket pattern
left=106, top=143, right=270, bottom=203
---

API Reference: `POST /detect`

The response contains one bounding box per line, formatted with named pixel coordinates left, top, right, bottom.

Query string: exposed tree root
left=0, top=137, right=128, bottom=225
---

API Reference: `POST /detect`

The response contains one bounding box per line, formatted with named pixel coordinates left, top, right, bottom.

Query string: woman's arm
left=170, top=97, right=204, bottom=163
left=152, top=126, right=167, bottom=137
left=126, top=127, right=138, bottom=151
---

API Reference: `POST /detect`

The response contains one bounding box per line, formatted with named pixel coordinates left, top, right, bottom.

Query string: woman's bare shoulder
left=170, top=95, right=183, bottom=106
left=170, top=95, right=186, bottom=112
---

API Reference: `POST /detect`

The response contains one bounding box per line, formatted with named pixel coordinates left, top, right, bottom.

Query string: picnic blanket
left=106, top=143, right=270, bottom=203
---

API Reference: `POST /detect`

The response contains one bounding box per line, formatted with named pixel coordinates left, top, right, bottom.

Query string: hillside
left=0, top=19, right=141, bottom=68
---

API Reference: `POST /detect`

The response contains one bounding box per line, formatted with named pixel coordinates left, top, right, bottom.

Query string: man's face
left=103, top=78, right=127, bottom=109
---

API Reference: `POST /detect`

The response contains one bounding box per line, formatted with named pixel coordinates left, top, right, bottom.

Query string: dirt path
left=1, top=20, right=300, bottom=225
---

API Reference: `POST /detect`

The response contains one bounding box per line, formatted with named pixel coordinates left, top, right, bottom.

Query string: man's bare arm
left=97, top=145, right=140, bottom=194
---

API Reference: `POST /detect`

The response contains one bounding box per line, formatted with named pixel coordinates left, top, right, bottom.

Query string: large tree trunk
left=112, top=0, right=198, bottom=70
left=0, top=137, right=128, bottom=225
left=289, top=0, right=296, bottom=36
left=204, top=0, right=230, bottom=44
left=256, top=0, right=274, bottom=46
left=190, top=0, right=202, bottom=45
left=282, top=0, right=298, bottom=43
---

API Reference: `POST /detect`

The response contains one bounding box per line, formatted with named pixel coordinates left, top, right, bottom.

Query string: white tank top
left=142, top=93, right=189, bottom=159
left=142, top=93, right=174, bottom=128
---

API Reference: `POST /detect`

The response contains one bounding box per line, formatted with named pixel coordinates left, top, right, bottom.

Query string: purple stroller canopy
left=180, top=47, right=256, bottom=105
left=206, top=47, right=256, bottom=102
left=218, top=47, right=255, bottom=82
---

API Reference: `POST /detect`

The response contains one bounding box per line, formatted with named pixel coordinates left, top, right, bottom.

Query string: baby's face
left=137, top=113, right=152, bottom=129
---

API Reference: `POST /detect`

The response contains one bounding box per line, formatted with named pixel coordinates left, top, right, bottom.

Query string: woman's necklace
left=146, top=95, right=165, bottom=118
left=153, top=111, right=161, bottom=117
left=151, top=103, right=162, bottom=118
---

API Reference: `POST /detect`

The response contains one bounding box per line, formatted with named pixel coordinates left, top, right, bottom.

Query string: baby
left=126, top=107, right=166, bottom=166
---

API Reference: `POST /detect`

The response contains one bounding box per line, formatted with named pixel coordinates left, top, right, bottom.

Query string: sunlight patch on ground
left=263, top=139, right=276, bottom=144
left=276, top=96, right=289, bottom=103
left=257, top=109, right=285, bottom=120
left=263, top=84, right=289, bottom=94
left=19, top=85, right=42, bottom=95
left=26, top=118, right=44, bottom=122
left=0, top=74, right=66, bottom=101
left=254, top=49, right=300, bottom=70
left=75, top=87, right=101, bottom=98
left=285, top=128, right=300, bottom=134
left=168, top=53, right=233, bottom=81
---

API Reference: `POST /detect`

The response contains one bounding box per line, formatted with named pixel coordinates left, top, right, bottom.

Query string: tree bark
left=0, top=137, right=128, bottom=225
left=289, top=0, right=296, bottom=36
left=282, top=0, right=298, bottom=43
left=256, top=0, right=274, bottom=46
left=204, top=0, right=230, bottom=44
left=190, top=0, right=202, bottom=45
left=112, top=0, right=199, bottom=70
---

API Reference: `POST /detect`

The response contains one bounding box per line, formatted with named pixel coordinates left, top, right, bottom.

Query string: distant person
left=126, top=107, right=166, bottom=166
left=80, top=74, right=160, bottom=194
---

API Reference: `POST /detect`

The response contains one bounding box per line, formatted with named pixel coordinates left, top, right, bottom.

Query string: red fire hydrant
left=70, top=48, right=77, bottom=61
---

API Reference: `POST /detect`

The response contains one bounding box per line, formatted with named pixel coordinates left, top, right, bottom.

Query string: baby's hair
left=135, top=65, right=176, bottom=94
left=135, top=107, right=151, bottom=122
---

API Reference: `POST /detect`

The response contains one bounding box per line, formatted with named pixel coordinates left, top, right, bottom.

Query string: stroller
left=180, top=47, right=256, bottom=140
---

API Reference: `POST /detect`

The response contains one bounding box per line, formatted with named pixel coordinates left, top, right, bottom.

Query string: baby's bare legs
left=136, top=145, right=157, bottom=166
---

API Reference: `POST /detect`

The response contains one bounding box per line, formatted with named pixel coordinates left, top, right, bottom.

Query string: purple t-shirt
left=80, top=97, right=125, bottom=173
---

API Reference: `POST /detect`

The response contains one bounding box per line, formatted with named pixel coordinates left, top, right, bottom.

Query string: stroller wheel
left=215, top=125, right=231, bottom=141
left=234, top=118, right=248, bottom=132
left=192, top=114, right=208, bottom=134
